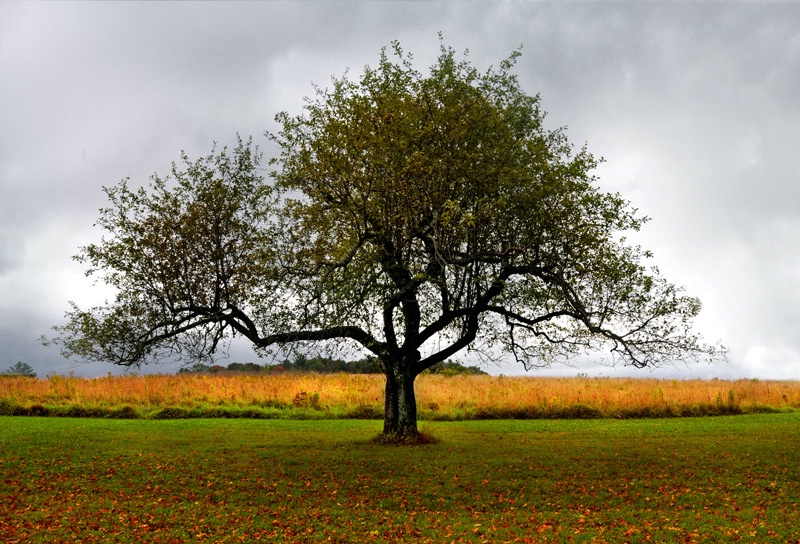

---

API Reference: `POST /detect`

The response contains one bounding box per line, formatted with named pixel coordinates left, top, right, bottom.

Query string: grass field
left=2, top=373, right=800, bottom=420
left=2, top=414, right=800, bottom=543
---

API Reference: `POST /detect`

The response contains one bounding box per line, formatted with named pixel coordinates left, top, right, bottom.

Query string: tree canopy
left=4, top=362, right=37, bottom=378
left=47, top=41, right=723, bottom=439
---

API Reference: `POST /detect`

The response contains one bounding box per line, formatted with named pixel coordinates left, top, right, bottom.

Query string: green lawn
left=2, top=414, right=799, bottom=542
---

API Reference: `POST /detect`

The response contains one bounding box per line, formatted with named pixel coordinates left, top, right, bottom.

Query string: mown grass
left=2, top=414, right=800, bottom=542
left=2, top=373, right=799, bottom=420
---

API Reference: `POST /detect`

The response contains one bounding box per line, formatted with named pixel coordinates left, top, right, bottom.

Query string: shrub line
left=0, top=398, right=790, bottom=420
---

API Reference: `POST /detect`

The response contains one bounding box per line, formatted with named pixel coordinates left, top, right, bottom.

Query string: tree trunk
left=383, top=360, right=419, bottom=438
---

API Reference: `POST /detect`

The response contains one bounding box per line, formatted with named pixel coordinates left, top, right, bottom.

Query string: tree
left=47, top=41, right=723, bottom=440
left=426, top=361, right=487, bottom=376
left=5, top=361, right=37, bottom=377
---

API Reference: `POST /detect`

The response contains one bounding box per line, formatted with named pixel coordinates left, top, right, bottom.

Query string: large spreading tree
left=48, top=42, right=722, bottom=438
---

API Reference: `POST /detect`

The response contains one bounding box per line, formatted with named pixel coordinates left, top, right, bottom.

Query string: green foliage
left=2, top=415, right=800, bottom=542
left=268, top=39, right=722, bottom=373
left=278, top=354, right=384, bottom=374
left=177, top=363, right=214, bottom=374
left=226, top=362, right=263, bottom=373
left=3, top=361, right=36, bottom=378
left=424, top=360, right=487, bottom=376
left=48, top=40, right=720, bottom=371
left=45, top=136, right=277, bottom=367
left=176, top=356, right=483, bottom=376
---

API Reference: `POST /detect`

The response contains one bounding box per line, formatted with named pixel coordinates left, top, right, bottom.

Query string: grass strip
left=2, top=414, right=799, bottom=542
left=0, top=396, right=788, bottom=420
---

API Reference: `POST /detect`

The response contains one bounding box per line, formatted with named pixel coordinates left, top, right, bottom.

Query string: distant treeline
left=178, top=355, right=487, bottom=376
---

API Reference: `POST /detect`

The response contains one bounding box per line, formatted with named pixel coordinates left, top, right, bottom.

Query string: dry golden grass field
left=2, top=372, right=799, bottom=420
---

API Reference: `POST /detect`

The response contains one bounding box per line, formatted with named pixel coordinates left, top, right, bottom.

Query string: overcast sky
left=2, top=1, right=799, bottom=379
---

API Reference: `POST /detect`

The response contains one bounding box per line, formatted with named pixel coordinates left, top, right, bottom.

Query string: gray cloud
left=2, top=2, right=799, bottom=379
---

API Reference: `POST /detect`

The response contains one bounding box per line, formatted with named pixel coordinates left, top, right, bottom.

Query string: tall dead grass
left=1, top=373, right=798, bottom=419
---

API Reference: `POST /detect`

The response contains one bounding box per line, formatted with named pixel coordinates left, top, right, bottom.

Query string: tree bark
left=382, top=359, right=419, bottom=438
